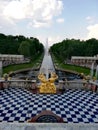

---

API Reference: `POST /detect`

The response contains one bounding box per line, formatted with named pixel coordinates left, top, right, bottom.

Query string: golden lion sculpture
left=38, top=72, right=58, bottom=94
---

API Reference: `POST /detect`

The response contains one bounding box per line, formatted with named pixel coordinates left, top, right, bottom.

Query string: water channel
left=12, top=51, right=81, bottom=81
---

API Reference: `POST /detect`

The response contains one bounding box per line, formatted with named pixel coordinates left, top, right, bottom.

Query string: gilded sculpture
left=38, top=72, right=58, bottom=93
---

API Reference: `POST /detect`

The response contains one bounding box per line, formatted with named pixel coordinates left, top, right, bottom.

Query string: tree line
left=0, top=33, right=44, bottom=60
left=50, top=38, right=98, bottom=62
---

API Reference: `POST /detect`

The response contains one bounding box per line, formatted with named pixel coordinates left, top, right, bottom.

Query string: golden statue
left=38, top=72, right=58, bottom=94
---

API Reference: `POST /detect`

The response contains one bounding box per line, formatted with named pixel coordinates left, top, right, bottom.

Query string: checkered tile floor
left=0, top=87, right=98, bottom=123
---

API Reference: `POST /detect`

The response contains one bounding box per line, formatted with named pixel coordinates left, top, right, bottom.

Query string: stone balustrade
left=0, top=79, right=37, bottom=90
left=0, top=79, right=98, bottom=92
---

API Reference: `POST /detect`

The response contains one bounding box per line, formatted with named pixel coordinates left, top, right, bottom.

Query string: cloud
left=1, top=0, right=63, bottom=28
left=3, top=1, right=25, bottom=20
left=56, top=18, right=64, bottom=23
left=86, top=16, right=95, bottom=24
left=86, top=24, right=98, bottom=39
left=27, top=20, right=51, bottom=28
left=0, top=0, right=17, bottom=27
left=33, top=20, right=51, bottom=28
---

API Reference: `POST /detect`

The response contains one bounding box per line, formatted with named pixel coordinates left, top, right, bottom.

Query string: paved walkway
left=0, top=87, right=98, bottom=123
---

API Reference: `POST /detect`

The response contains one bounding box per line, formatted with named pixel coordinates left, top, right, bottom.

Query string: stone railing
left=0, top=79, right=37, bottom=90
left=58, top=80, right=98, bottom=92
left=0, top=79, right=98, bottom=93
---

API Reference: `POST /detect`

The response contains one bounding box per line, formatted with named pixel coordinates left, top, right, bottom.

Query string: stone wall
left=0, top=123, right=98, bottom=130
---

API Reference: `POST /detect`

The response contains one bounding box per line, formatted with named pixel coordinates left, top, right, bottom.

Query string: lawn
left=52, top=55, right=90, bottom=75
left=60, top=63, right=90, bottom=75
left=3, top=55, right=43, bottom=74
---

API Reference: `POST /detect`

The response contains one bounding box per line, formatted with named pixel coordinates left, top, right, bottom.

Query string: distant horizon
left=0, top=0, right=98, bottom=46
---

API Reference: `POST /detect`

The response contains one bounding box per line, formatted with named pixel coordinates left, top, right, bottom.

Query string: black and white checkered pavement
left=0, top=87, right=98, bottom=123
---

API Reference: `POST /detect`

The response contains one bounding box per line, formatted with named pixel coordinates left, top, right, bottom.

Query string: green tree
left=50, top=38, right=98, bottom=61
left=18, top=41, right=30, bottom=57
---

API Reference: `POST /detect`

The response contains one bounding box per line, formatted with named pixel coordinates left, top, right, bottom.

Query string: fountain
left=95, top=65, right=98, bottom=81
left=90, top=62, right=94, bottom=79
left=38, top=39, right=58, bottom=93
left=39, top=39, right=55, bottom=78
left=90, top=62, right=98, bottom=81
left=0, top=61, right=2, bottom=77
left=89, top=62, right=98, bottom=92
left=38, top=72, right=58, bottom=94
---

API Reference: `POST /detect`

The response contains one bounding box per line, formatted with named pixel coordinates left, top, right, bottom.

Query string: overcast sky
left=0, top=0, right=98, bottom=46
